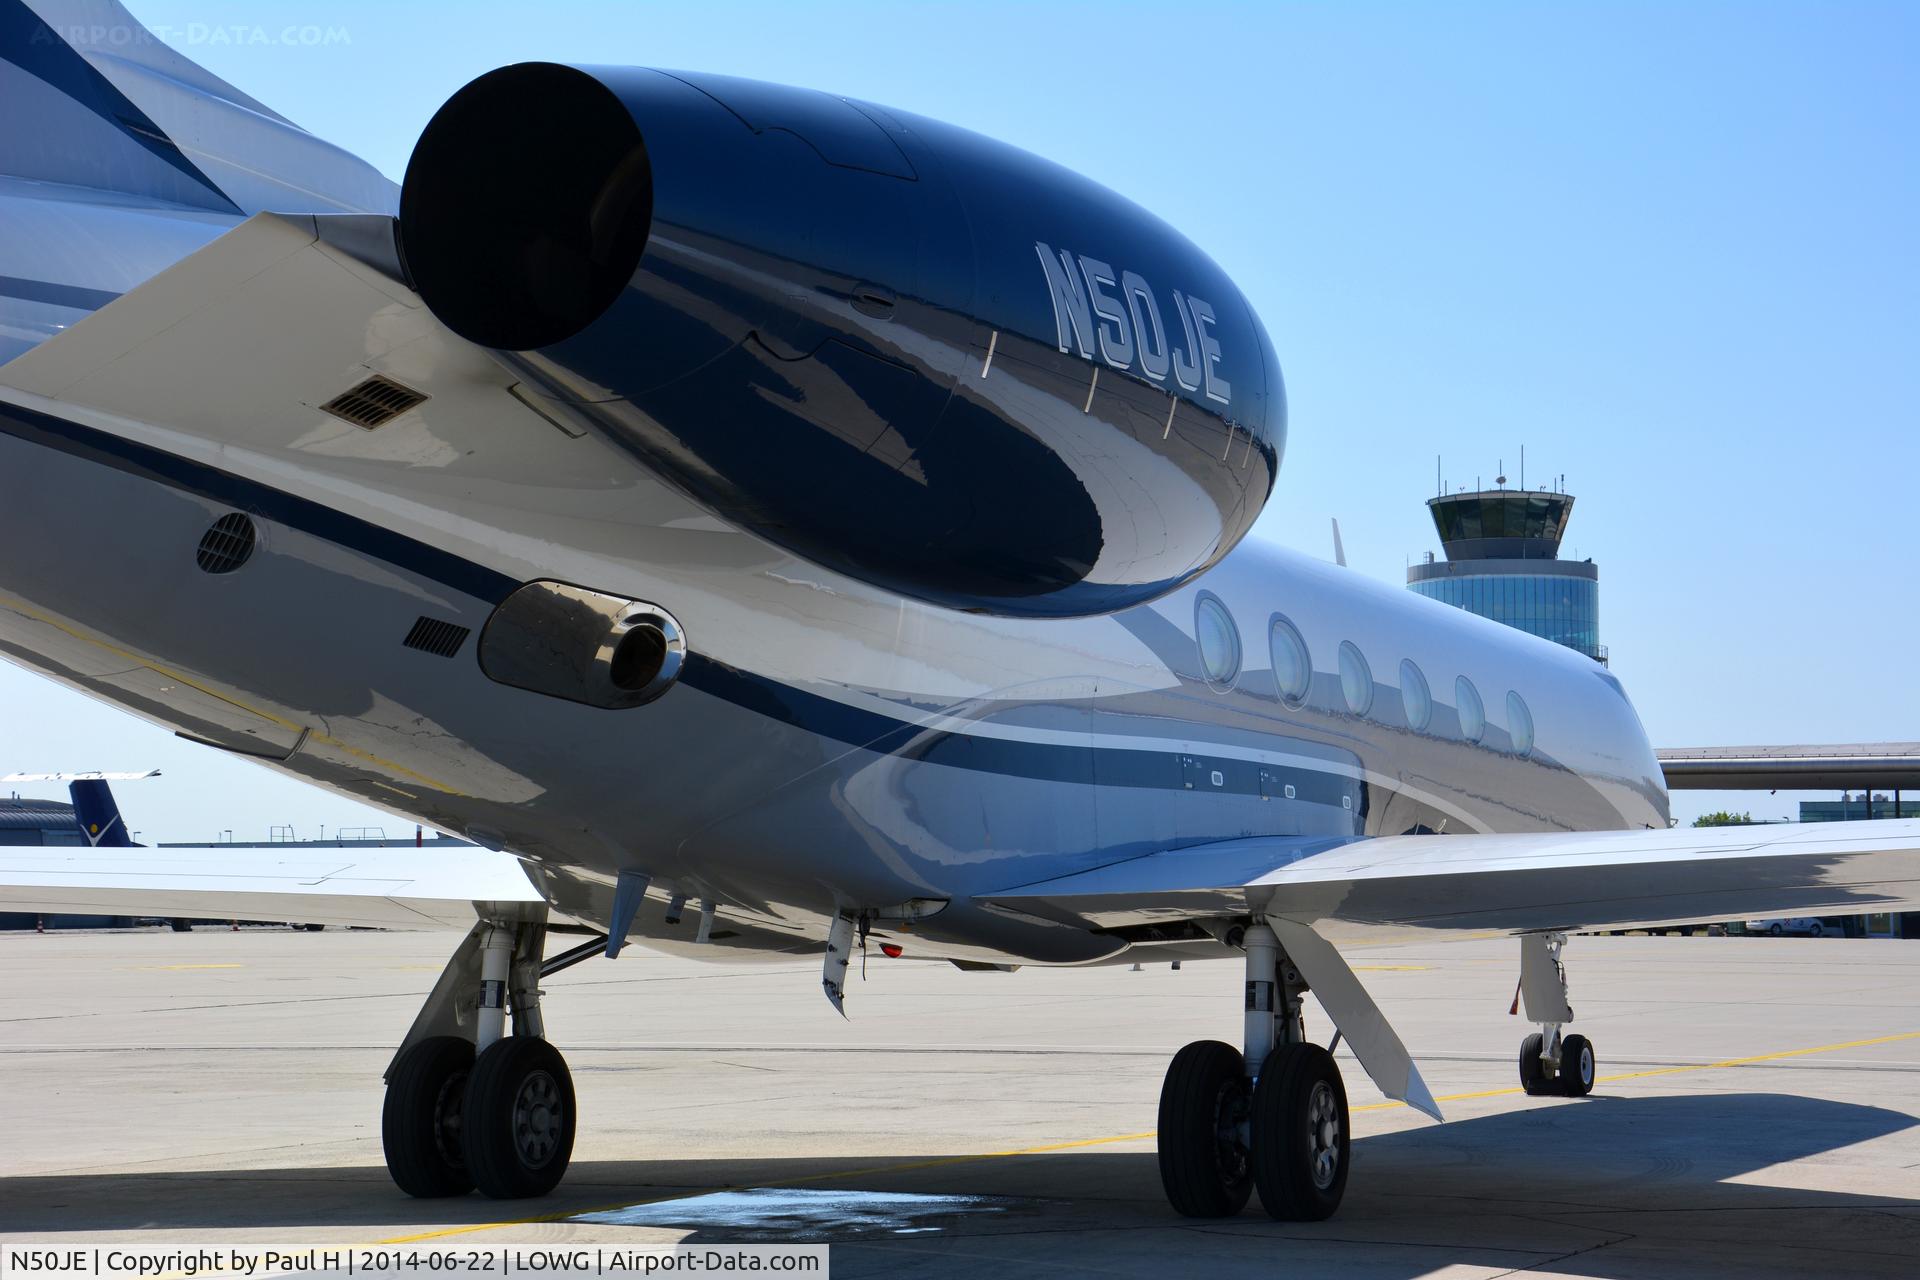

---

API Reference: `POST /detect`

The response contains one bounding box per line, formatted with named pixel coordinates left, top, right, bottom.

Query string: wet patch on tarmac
left=572, top=1188, right=1020, bottom=1239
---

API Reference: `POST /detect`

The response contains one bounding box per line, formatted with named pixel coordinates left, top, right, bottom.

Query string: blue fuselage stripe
left=0, top=276, right=122, bottom=311
left=0, top=0, right=239, bottom=212
left=0, top=398, right=519, bottom=602
left=0, top=398, right=1356, bottom=802
left=678, top=655, right=1352, bottom=802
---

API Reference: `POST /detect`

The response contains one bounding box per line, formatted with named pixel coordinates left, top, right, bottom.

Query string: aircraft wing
left=0, top=843, right=545, bottom=929
left=983, top=818, right=1920, bottom=938
left=985, top=818, right=1920, bottom=1119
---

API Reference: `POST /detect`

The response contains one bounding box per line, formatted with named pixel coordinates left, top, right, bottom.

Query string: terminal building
left=1408, top=479, right=1603, bottom=663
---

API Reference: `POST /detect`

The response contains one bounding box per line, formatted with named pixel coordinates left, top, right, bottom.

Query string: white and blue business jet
left=3, top=0, right=1917, bottom=1220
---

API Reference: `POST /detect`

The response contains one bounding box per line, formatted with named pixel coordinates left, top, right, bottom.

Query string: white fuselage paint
left=0, top=199, right=1666, bottom=967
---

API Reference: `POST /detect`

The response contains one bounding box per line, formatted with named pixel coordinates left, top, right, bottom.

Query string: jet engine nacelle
left=400, top=64, right=1284, bottom=617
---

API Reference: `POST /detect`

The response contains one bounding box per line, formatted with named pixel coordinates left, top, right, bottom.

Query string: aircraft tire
left=1559, top=1034, right=1596, bottom=1097
left=1518, top=1032, right=1553, bottom=1095
left=1156, top=1040, right=1252, bottom=1217
left=464, top=1036, right=576, bottom=1198
left=382, top=1036, right=475, bottom=1198
left=1250, top=1043, right=1349, bottom=1221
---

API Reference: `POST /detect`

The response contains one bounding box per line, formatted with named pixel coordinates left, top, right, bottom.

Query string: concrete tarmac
left=5, top=928, right=1920, bottom=1277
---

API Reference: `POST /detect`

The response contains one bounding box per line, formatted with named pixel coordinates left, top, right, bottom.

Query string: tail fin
left=0, top=770, right=157, bottom=846
left=1, top=0, right=395, bottom=214
left=69, top=778, right=136, bottom=846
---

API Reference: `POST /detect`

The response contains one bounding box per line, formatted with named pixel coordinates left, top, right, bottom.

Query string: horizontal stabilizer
left=1, top=770, right=159, bottom=781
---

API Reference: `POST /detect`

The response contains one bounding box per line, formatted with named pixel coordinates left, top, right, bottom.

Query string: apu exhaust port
left=478, top=580, right=685, bottom=709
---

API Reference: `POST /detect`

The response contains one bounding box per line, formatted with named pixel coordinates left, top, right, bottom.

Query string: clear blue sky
left=4, top=1, right=1916, bottom=837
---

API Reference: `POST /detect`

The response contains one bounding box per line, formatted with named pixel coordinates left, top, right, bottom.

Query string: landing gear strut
left=1515, top=932, right=1595, bottom=1097
left=382, top=910, right=578, bottom=1198
left=1158, top=922, right=1351, bottom=1220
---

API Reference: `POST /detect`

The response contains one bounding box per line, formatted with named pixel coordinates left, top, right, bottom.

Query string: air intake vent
left=195, top=513, right=256, bottom=574
left=403, top=615, right=470, bottom=658
left=319, top=374, right=428, bottom=429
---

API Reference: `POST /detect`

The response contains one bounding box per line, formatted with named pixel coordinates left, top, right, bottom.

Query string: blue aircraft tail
left=0, top=770, right=157, bottom=845
left=0, top=0, right=396, bottom=215
left=69, top=778, right=136, bottom=846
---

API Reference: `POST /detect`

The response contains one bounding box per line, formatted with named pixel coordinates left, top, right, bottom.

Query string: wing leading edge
left=982, top=818, right=1920, bottom=938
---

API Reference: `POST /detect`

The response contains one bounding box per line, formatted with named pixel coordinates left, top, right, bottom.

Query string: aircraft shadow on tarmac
left=7, top=1092, right=1920, bottom=1275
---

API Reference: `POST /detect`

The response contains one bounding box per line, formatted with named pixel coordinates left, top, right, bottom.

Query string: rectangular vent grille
left=402, top=615, right=470, bottom=658
left=320, top=374, right=428, bottom=429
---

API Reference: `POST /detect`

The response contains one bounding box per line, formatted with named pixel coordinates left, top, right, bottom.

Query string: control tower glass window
left=1409, top=574, right=1598, bottom=660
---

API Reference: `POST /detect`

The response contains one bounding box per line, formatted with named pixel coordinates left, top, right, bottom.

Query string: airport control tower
left=1408, top=473, right=1603, bottom=663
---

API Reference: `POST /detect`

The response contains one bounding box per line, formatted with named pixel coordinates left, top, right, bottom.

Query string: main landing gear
left=1514, top=931, right=1595, bottom=1098
left=382, top=910, right=589, bottom=1199
left=1158, top=922, right=1351, bottom=1220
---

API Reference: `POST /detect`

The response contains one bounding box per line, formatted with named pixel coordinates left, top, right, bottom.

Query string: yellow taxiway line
left=376, top=1026, right=1920, bottom=1244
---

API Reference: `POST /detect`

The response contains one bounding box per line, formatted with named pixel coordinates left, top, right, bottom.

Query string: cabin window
left=1268, top=615, right=1311, bottom=705
left=1456, top=675, right=1486, bottom=744
left=1338, top=641, right=1373, bottom=717
left=1507, top=690, right=1535, bottom=757
left=1194, top=593, right=1241, bottom=690
left=1399, top=659, right=1432, bottom=732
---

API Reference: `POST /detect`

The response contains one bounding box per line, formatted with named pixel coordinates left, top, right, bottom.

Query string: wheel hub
left=1306, top=1080, right=1341, bottom=1190
left=512, top=1070, right=564, bottom=1167
left=1214, top=1079, right=1251, bottom=1184
left=432, top=1071, right=467, bottom=1167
